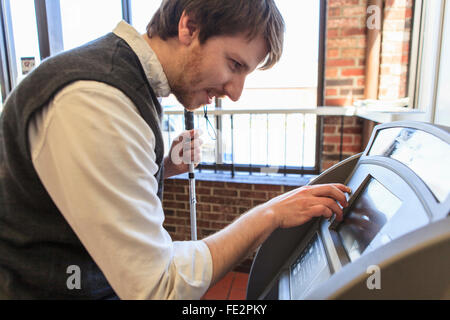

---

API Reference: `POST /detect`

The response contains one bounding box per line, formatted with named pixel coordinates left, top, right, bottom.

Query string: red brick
left=327, top=48, right=340, bottom=58
left=228, top=199, right=252, bottom=207
left=324, top=125, right=337, bottom=134
left=341, top=68, right=365, bottom=76
left=325, top=68, right=339, bottom=78
left=342, top=48, right=366, bottom=58
left=342, top=6, right=366, bottom=16
left=197, top=187, right=212, bottom=195
left=253, top=184, right=282, bottom=192
left=323, top=135, right=353, bottom=145
left=202, top=212, right=225, bottom=221
left=213, top=189, right=238, bottom=197
left=240, top=191, right=268, bottom=200
left=196, top=204, right=212, bottom=212
left=196, top=220, right=211, bottom=228
left=211, top=222, right=229, bottom=229
left=213, top=205, right=237, bottom=214
left=325, top=98, right=353, bottom=106
left=323, top=116, right=341, bottom=125
left=326, top=59, right=356, bottom=67
left=326, top=88, right=338, bottom=96
left=225, top=182, right=253, bottom=190
left=327, top=29, right=339, bottom=37
left=343, top=126, right=363, bottom=134
left=327, top=37, right=366, bottom=49
left=342, top=145, right=362, bottom=153
left=198, top=181, right=226, bottom=188
left=175, top=194, right=189, bottom=201
left=165, top=217, right=187, bottom=225
left=329, top=7, right=341, bottom=17
left=328, top=0, right=359, bottom=7
left=163, top=201, right=186, bottom=209
left=164, top=185, right=186, bottom=193
left=328, top=17, right=360, bottom=29
left=323, top=145, right=336, bottom=153
left=341, top=28, right=366, bottom=37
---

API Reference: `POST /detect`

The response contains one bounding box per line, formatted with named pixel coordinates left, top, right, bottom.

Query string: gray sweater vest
left=0, top=33, right=165, bottom=299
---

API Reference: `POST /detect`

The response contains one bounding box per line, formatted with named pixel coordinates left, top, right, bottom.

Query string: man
left=0, top=0, right=350, bottom=299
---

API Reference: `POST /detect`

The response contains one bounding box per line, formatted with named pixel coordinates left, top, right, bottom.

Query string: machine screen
left=338, top=178, right=402, bottom=261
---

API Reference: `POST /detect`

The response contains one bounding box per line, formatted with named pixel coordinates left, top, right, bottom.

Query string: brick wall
left=379, top=0, right=413, bottom=99
left=323, top=0, right=368, bottom=170
left=162, top=0, right=414, bottom=273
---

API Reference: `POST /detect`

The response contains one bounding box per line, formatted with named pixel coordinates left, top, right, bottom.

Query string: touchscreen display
left=338, top=178, right=402, bottom=261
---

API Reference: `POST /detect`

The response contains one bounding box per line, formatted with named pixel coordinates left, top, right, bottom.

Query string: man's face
left=170, top=32, right=268, bottom=110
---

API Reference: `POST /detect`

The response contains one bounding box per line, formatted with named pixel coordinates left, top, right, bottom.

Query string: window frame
left=408, top=0, right=448, bottom=123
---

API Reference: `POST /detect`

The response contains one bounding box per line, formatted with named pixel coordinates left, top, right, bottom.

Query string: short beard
left=170, top=45, right=203, bottom=109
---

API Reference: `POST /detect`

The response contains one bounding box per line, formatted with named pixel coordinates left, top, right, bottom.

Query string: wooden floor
left=202, top=272, right=249, bottom=300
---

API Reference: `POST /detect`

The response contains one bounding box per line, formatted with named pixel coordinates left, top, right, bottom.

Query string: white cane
left=184, top=110, right=197, bottom=241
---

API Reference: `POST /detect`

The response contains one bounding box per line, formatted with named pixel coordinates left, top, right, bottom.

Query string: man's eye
left=230, top=60, right=241, bottom=71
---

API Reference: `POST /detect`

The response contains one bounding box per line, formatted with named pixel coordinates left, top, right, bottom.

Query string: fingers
left=183, top=129, right=203, bottom=140
left=180, top=130, right=203, bottom=164
left=309, top=204, right=333, bottom=220
left=309, top=184, right=351, bottom=208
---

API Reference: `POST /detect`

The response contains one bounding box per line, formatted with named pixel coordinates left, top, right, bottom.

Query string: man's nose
left=224, top=75, right=245, bottom=102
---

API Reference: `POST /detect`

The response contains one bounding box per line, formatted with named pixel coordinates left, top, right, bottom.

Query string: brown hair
left=147, top=0, right=285, bottom=70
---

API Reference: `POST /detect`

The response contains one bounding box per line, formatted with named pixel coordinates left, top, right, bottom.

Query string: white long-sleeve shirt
left=27, top=21, right=212, bottom=300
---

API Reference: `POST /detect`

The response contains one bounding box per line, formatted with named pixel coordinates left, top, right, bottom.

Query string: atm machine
left=247, top=121, right=450, bottom=299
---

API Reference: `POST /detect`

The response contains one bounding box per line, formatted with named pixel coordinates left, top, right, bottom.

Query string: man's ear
left=178, top=10, right=198, bottom=46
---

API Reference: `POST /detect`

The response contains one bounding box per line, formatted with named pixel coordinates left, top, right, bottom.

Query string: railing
left=163, top=106, right=356, bottom=177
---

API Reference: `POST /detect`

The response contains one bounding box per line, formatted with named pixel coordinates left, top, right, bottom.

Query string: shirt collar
left=113, top=21, right=171, bottom=98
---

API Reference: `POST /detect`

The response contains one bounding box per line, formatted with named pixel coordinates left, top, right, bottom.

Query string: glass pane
left=9, top=0, right=40, bottom=83
left=60, top=0, right=123, bottom=51
left=338, top=178, right=402, bottom=262
left=222, top=0, right=321, bottom=109
left=434, top=2, right=450, bottom=126
left=130, top=0, right=161, bottom=34
left=369, top=127, right=450, bottom=202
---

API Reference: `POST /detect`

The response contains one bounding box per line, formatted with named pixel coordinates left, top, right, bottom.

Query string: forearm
left=202, top=184, right=351, bottom=286
left=202, top=204, right=277, bottom=286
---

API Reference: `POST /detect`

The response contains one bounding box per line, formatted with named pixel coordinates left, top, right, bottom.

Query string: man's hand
left=261, top=183, right=352, bottom=228
left=164, top=129, right=203, bottom=179
left=203, top=183, right=352, bottom=285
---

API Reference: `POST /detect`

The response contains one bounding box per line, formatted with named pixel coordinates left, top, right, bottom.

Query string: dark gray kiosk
left=247, top=121, right=450, bottom=300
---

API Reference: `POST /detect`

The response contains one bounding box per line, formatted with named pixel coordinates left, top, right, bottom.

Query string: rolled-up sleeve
left=28, top=80, right=212, bottom=299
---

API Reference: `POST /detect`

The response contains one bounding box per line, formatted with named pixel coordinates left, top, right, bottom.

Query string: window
left=409, top=0, right=450, bottom=126
left=434, top=0, right=450, bottom=126
left=60, top=0, right=122, bottom=51
left=6, top=0, right=40, bottom=85
left=130, top=0, right=160, bottom=34
left=222, top=0, right=321, bottom=109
